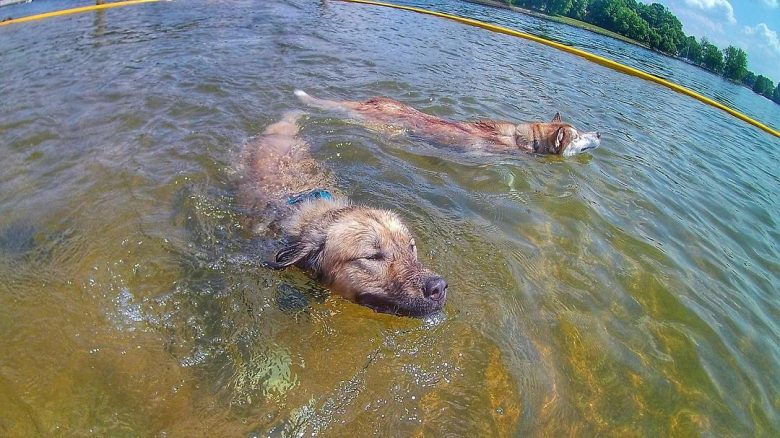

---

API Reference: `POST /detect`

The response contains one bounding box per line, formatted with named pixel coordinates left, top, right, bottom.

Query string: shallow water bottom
left=1, top=0, right=779, bottom=435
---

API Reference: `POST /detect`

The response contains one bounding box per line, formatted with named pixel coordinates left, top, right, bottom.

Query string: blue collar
left=287, top=189, right=334, bottom=205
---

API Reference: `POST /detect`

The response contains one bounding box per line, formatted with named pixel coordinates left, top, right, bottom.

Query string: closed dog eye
left=352, top=256, right=383, bottom=274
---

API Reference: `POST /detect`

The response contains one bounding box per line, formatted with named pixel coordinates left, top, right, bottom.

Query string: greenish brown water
left=1, top=0, right=779, bottom=436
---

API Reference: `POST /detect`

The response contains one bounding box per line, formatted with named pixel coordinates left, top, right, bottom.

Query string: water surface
left=1, top=0, right=779, bottom=435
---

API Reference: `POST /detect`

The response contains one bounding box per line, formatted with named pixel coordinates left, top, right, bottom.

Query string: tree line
left=501, top=0, right=780, bottom=104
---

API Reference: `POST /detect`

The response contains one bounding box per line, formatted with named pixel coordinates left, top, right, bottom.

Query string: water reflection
left=93, top=9, right=106, bottom=42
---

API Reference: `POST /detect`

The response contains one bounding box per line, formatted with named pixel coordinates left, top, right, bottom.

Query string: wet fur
left=239, top=112, right=446, bottom=316
left=294, top=90, right=600, bottom=156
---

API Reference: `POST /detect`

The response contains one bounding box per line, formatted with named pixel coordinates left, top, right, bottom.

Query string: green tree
left=773, top=84, right=780, bottom=103
left=613, top=7, right=644, bottom=36
left=587, top=0, right=628, bottom=29
left=636, top=2, right=685, bottom=54
left=701, top=38, right=723, bottom=73
left=547, top=0, right=574, bottom=15
left=637, top=2, right=666, bottom=28
left=722, top=46, right=748, bottom=81
left=742, top=71, right=756, bottom=87
left=624, top=10, right=650, bottom=42
left=680, top=36, right=702, bottom=64
left=569, top=0, right=590, bottom=19
left=762, top=79, right=774, bottom=99
left=584, top=0, right=684, bottom=54
left=753, top=75, right=772, bottom=95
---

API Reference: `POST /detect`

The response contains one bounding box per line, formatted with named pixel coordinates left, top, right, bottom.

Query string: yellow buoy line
left=335, top=0, right=780, bottom=139
left=0, top=0, right=162, bottom=27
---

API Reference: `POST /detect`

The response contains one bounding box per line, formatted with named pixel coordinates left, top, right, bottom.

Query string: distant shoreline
left=440, top=1, right=746, bottom=89
left=462, top=0, right=779, bottom=104
left=463, top=0, right=649, bottom=48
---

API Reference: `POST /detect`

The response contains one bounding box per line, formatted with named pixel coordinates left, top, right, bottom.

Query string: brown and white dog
left=294, top=90, right=601, bottom=156
left=238, top=112, right=447, bottom=317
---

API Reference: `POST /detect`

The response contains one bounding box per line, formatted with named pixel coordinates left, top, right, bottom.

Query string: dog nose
left=596, top=132, right=601, bottom=139
left=423, top=276, right=448, bottom=301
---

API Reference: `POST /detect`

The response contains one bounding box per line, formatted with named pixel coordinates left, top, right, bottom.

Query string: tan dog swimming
left=294, top=90, right=600, bottom=156
left=239, top=112, right=448, bottom=317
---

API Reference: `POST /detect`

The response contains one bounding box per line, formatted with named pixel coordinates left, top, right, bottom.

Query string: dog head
left=269, top=205, right=447, bottom=317
left=519, top=113, right=601, bottom=156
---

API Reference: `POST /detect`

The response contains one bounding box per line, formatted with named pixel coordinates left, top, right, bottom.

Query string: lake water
left=1, top=0, right=779, bottom=435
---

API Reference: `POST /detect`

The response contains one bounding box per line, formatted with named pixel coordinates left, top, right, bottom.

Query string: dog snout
left=596, top=132, right=601, bottom=139
left=423, top=276, right=448, bottom=301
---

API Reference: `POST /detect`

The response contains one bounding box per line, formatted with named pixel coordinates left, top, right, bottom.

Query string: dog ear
left=266, top=235, right=325, bottom=271
left=554, top=127, right=565, bottom=150
left=551, top=112, right=562, bottom=123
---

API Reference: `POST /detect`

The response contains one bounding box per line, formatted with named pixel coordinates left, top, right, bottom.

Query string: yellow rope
left=0, top=0, right=161, bottom=27
left=336, top=0, right=780, bottom=139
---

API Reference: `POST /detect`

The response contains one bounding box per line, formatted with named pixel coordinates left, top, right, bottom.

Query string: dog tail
left=261, top=110, right=305, bottom=137
left=294, top=89, right=359, bottom=112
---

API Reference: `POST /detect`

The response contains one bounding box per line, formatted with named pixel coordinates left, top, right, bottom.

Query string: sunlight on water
left=1, top=0, right=779, bottom=435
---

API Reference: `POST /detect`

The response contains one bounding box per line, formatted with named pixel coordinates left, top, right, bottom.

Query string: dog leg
left=294, top=89, right=360, bottom=113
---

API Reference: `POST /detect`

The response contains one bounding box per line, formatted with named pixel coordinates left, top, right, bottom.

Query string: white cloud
left=760, top=0, right=778, bottom=8
left=646, top=0, right=737, bottom=36
left=675, top=8, right=726, bottom=35
left=743, top=23, right=780, bottom=55
left=741, top=23, right=780, bottom=80
left=682, top=0, right=737, bottom=24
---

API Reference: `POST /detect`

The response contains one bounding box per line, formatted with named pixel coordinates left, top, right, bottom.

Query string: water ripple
left=0, top=0, right=778, bottom=435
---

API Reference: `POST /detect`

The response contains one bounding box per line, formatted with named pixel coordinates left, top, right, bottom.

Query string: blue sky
left=642, top=0, right=779, bottom=83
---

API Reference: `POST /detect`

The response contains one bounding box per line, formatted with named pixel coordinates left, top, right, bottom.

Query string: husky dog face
left=518, top=113, right=601, bottom=156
